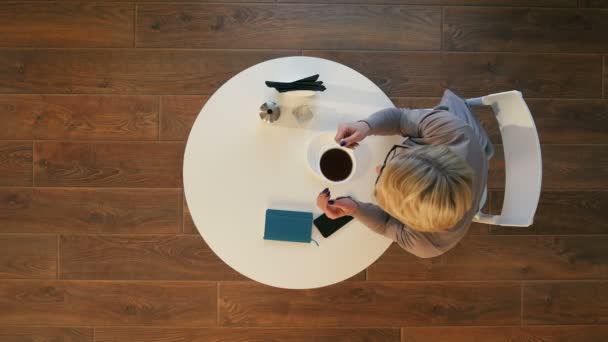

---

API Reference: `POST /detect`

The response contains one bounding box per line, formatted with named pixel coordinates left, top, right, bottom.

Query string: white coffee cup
left=307, top=133, right=357, bottom=184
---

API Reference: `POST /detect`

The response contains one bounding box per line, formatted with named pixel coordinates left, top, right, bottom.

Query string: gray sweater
left=352, top=90, right=494, bottom=258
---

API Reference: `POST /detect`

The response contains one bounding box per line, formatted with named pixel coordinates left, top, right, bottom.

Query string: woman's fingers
left=316, top=188, right=330, bottom=209
left=316, top=188, right=345, bottom=219
left=336, top=121, right=371, bottom=146
left=334, top=124, right=348, bottom=144
left=334, top=125, right=350, bottom=144
left=340, top=131, right=362, bottom=147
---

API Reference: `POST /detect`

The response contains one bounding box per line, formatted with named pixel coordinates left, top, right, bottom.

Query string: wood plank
left=0, top=3, right=133, bottom=48
left=2, top=50, right=599, bottom=99
left=183, top=193, right=199, bottom=235
left=0, top=95, right=158, bottom=140
left=440, top=53, right=602, bottom=99
left=0, top=327, right=92, bottom=342
left=475, top=99, right=608, bottom=145
left=9, top=0, right=577, bottom=4
left=303, top=51, right=442, bottom=97
left=0, top=49, right=296, bottom=95
left=368, top=235, right=608, bottom=281
left=444, top=8, right=608, bottom=53
left=60, top=235, right=244, bottom=280
left=391, top=98, right=608, bottom=145
left=0, top=141, right=32, bottom=186
left=160, top=95, right=207, bottom=141
left=403, top=326, right=608, bottom=342
left=488, top=145, right=608, bottom=190
left=219, top=282, right=520, bottom=326
left=97, top=327, right=399, bottom=342
left=137, top=4, right=440, bottom=50
left=18, top=0, right=274, bottom=2
left=506, top=99, right=608, bottom=144
left=489, top=191, right=608, bottom=235
left=0, top=235, right=56, bottom=279
left=391, top=97, right=439, bottom=109
left=580, top=0, right=608, bottom=7
left=303, top=51, right=601, bottom=98
left=523, top=281, right=608, bottom=324
left=0, top=188, right=181, bottom=234
left=279, top=0, right=575, bottom=5
left=0, top=280, right=217, bottom=326
left=34, top=142, right=183, bottom=187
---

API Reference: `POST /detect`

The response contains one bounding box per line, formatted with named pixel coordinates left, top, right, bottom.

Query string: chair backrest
left=480, top=91, right=542, bottom=226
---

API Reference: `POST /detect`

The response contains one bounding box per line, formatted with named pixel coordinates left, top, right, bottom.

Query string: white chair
left=466, top=91, right=542, bottom=226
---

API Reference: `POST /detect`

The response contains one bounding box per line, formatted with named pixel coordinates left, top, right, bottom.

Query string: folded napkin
left=265, top=74, right=326, bottom=93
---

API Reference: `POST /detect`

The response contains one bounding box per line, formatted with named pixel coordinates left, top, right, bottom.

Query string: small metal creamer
left=259, top=101, right=281, bottom=123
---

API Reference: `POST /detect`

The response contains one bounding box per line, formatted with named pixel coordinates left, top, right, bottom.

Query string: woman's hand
left=316, top=188, right=359, bottom=219
left=335, top=121, right=371, bottom=148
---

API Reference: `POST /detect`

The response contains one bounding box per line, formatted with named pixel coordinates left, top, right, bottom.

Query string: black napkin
left=265, top=74, right=326, bottom=93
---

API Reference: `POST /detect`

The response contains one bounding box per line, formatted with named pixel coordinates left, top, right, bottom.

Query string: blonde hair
left=375, top=145, right=474, bottom=232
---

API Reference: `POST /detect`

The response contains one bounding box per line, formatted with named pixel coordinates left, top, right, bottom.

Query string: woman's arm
left=352, top=200, right=444, bottom=258
left=334, top=105, right=466, bottom=147
left=365, top=107, right=467, bottom=140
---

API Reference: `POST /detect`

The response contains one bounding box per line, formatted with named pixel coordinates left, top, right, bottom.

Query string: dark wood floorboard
left=580, top=0, right=608, bottom=7
left=60, top=235, right=245, bottom=281
left=0, top=95, right=159, bottom=141
left=7, top=0, right=579, bottom=5
left=160, top=95, right=207, bottom=141
left=0, top=1, right=606, bottom=340
left=602, top=56, right=608, bottom=99
left=391, top=97, right=439, bottom=109
left=183, top=192, right=199, bottom=235
left=219, top=282, right=521, bottom=326
left=368, top=235, right=608, bottom=281
left=0, top=188, right=181, bottom=234
left=278, top=0, right=576, bottom=5
left=0, top=280, right=217, bottom=326
left=0, top=235, right=56, bottom=279
left=0, top=50, right=600, bottom=98
left=488, top=145, right=608, bottom=190
left=523, top=281, right=608, bottom=325
left=0, top=49, right=297, bottom=95
left=303, top=51, right=602, bottom=98
left=137, top=4, right=440, bottom=50
left=0, top=327, right=93, bottom=342
left=0, top=3, right=133, bottom=48
left=34, top=142, right=184, bottom=188
left=402, top=326, right=608, bottom=342
left=488, top=191, right=608, bottom=235
left=0, top=141, right=32, bottom=186
left=444, top=7, right=608, bottom=53
left=393, top=98, right=608, bottom=144
left=492, top=99, right=608, bottom=144
left=96, top=327, right=400, bottom=342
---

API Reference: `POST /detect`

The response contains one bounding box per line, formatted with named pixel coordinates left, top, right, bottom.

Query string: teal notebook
left=264, top=209, right=313, bottom=243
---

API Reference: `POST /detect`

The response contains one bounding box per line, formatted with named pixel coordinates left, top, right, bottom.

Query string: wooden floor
left=0, top=1, right=607, bottom=341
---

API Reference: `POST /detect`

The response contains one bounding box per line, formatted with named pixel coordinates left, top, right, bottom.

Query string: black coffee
left=320, top=148, right=353, bottom=182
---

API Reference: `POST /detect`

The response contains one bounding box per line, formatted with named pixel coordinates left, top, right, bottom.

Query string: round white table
left=184, top=56, right=402, bottom=289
